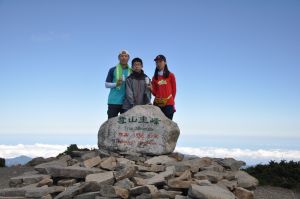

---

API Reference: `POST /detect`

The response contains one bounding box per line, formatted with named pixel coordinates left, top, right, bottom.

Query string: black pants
left=159, top=105, right=175, bottom=120
left=107, top=104, right=125, bottom=119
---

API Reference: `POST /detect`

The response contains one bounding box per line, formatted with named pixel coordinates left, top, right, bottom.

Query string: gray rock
left=25, top=186, right=65, bottom=198
left=9, top=174, right=51, bottom=187
left=166, top=157, right=212, bottom=173
left=175, top=195, right=187, bottom=199
left=188, top=184, right=235, bottom=199
left=167, top=179, right=195, bottom=189
left=217, top=179, right=237, bottom=191
left=74, top=192, right=100, bottom=199
left=40, top=166, right=102, bottom=179
left=152, top=189, right=183, bottom=198
left=57, top=179, right=77, bottom=187
left=216, top=158, right=246, bottom=171
left=194, top=170, right=224, bottom=183
left=195, top=179, right=212, bottom=186
left=26, top=157, right=56, bottom=167
left=235, top=171, right=258, bottom=190
left=130, top=186, right=151, bottom=196
left=37, top=178, right=53, bottom=187
left=144, top=175, right=166, bottom=186
left=135, top=193, right=152, bottom=199
left=54, top=182, right=100, bottom=199
left=98, top=105, right=180, bottom=155
left=136, top=164, right=166, bottom=173
left=114, top=165, right=137, bottom=181
left=34, top=155, right=72, bottom=173
left=115, top=178, right=135, bottom=190
left=81, top=151, right=99, bottom=160
left=145, top=155, right=177, bottom=165
left=0, top=185, right=64, bottom=198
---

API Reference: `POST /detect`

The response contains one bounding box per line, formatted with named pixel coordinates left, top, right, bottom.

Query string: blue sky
left=0, top=0, right=300, bottom=145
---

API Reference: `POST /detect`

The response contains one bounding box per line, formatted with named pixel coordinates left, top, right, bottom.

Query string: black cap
left=154, top=54, right=166, bottom=62
left=132, top=57, right=143, bottom=66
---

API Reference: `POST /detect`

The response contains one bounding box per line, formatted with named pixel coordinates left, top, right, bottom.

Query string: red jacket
left=151, top=72, right=176, bottom=107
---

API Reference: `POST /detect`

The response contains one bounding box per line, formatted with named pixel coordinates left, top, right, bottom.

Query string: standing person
left=123, top=57, right=151, bottom=111
left=105, top=50, right=132, bottom=119
left=150, top=55, right=176, bottom=120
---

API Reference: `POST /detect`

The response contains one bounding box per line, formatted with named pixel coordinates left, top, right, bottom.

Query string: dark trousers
left=159, top=105, right=175, bottom=120
left=107, top=104, right=125, bottom=119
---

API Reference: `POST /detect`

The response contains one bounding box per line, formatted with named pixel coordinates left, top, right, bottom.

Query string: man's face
left=133, top=62, right=142, bottom=73
left=119, top=54, right=129, bottom=65
left=156, top=59, right=166, bottom=71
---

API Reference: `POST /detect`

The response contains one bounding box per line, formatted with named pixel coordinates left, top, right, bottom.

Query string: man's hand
left=147, top=84, right=152, bottom=91
left=116, top=79, right=123, bottom=87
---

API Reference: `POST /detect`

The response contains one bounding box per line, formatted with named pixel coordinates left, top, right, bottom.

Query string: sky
left=0, top=0, right=300, bottom=153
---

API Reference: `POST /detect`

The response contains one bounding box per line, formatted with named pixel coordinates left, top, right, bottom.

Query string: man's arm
left=105, top=67, right=116, bottom=88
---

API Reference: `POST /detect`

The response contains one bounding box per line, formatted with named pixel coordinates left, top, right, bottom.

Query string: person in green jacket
left=105, top=50, right=132, bottom=119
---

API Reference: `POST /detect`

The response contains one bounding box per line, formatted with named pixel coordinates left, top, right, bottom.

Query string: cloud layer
left=1, top=144, right=300, bottom=165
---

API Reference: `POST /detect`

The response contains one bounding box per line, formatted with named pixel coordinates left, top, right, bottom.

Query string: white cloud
left=1, top=144, right=300, bottom=166
left=175, top=146, right=300, bottom=165
left=0, top=144, right=96, bottom=159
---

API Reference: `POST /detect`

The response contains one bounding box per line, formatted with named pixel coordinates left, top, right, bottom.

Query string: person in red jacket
left=149, top=54, right=176, bottom=120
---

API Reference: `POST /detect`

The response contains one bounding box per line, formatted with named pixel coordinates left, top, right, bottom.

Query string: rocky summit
left=0, top=105, right=259, bottom=198
left=98, top=105, right=180, bottom=155
left=0, top=149, right=258, bottom=199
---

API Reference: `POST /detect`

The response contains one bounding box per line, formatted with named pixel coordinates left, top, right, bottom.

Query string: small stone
left=54, top=182, right=100, bottom=199
left=85, top=171, right=115, bottom=185
left=100, top=157, right=117, bottom=171
left=74, top=191, right=100, bottom=199
left=130, top=186, right=151, bottom=196
left=194, top=170, right=223, bottom=183
left=81, top=151, right=99, bottom=160
left=114, top=165, right=137, bottom=181
left=235, top=171, right=258, bottom=190
left=217, top=179, right=237, bottom=191
left=115, top=178, right=135, bottom=190
left=99, top=185, right=128, bottom=198
left=41, top=166, right=102, bottom=179
left=145, top=175, right=166, bottom=186
left=169, top=152, right=185, bottom=161
left=175, top=195, right=187, bottom=199
left=145, top=155, right=177, bottom=165
left=188, top=184, right=235, bottom=199
left=234, top=187, right=254, bottom=199
left=166, top=157, right=212, bottom=173
left=167, top=179, right=195, bottom=189
left=152, top=189, right=183, bottom=198
left=116, top=157, right=135, bottom=167
left=195, top=179, right=212, bottom=186
left=25, top=186, right=65, bottom=198
left=37, top=178, right=53, bottom=187
left=9, top=174, right=51, bottom=187
left=57, top=179, right=77, bottom=187
left=83, top=156, right=101, bottom=168
left=216, top=158, right=246, bottom=171
left=132, top=177, right=146, bottom=186
left=34, top=155, right=72, bottom=173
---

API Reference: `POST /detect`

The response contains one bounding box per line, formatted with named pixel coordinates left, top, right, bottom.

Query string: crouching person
left=123, top=57, right=151, bottom=111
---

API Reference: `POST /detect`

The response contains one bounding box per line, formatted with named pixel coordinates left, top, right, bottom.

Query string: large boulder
left=98, top=105, right=180, bottom=155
